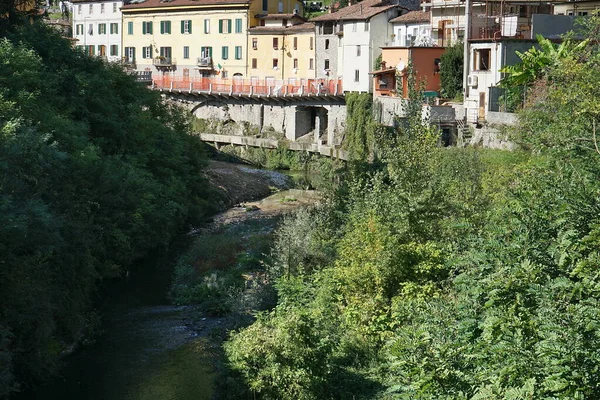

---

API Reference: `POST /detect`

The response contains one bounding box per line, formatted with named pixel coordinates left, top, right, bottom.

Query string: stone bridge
left=156, top=78, right=347, bottom=152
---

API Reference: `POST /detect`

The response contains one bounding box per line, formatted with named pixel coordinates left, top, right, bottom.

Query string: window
left=76, top=24, right=83, bottom=35
left=356, top=45, right=361, bottom=56
left=293, top=37, right=298, bottom=50
left=142, top=21, right=153, bottom=34
left=181, top=20, right=192, bottom=34
left=78, top=4, right=81, bottom=14
left=98, top=45, right=106, bottom=56
left=252, top=58, right=257, bottom=69
left=235, top=46, right=242, bottom=60
left=324, top=59, right=329, bottom=70
left=278, top=1, right=283, bottom=12
left=293, top=58, right=298, bottom=69
left=89, top=4, right=93, bottom=13
left=235, top=18, right=242, bottom=33
left=222, top=70, right=228, bottom=79
left=100, top=3, right=104, bottom=13
left=325, top=39, right=329, bottom=49
left=218, top=19, right=232, bottom=33
left=273, top=38, right=279, bottom=50
left=110, top=23, right=118, bottom=34
left=110, top=44, right=118, bottom=56
left=309, top=58, right=314, bottom=69
left=323, top=22, right=333, bottom=34
left=88, top=24, right=93, bottom=35
left=352, top=22, right=357, bottom=32
left=354, top=69, right=360, bottom=82
left=204, top=19, right=210, bottom=33
left=160, top=46, right=172, bottom=58
left=113, top=3, right=117, bottom=12
left=473, top=48, right=490, bottom=71
left=142, top=46, right=152, bottom=59
left=273, top=58, right=279, bottom=69
left=309, top=37, right=313, bottom=50
left=87, top=45, right=95, bottom=55
left=201, top=46, right=212, bottom=58
left=183, top=46, right=189, bottom=59
left=222, top=46, right=229, bottom=60
left=124, top=46, right=135, bottom=62
left=98, top=23, right=106, bottom=34
left=252, top=38, right=258, bottom=50
left=364, top=21, right=369, bottom=31
left=262, top=0, right=267, bottom=11
left=160, top=21, right=171, bottom=34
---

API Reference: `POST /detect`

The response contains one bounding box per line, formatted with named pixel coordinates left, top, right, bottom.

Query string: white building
left=389, top=10, right=433, bottom=47
left=312, top=0, right=419, bottom=92
left=464, top=15, right=575, bottom=123
left=72, top=0, right=123, bottom=62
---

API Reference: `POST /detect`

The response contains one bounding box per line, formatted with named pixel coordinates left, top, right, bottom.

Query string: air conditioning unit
left=467, top=75, right=478, bottom=87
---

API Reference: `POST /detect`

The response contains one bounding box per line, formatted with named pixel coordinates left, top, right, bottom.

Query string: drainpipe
left=463, top=0, right=471, bottom=101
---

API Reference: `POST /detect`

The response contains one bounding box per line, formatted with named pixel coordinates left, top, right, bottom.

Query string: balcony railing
left=122, top=57, right=136, bottom=69
left=152, top=77, right=344, bottom=97
left=196, top=57, right=213, bottom=69
left=153, top=57, right=176, bottom=67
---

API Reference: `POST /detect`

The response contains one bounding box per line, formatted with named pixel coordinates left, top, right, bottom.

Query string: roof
left=121, top=0, right=249, bottom=10
left=310, top=0, right=398, bottom=22
left=248, top=22, right=315, bottom=34
left=389, top=10, right=429, bottom=23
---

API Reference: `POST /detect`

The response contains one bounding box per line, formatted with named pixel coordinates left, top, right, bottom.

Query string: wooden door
left=479, top=92, right=486, bottom=120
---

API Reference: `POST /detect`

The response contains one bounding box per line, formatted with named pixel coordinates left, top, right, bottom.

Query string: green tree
left=439, top=42, right=463, bottom=99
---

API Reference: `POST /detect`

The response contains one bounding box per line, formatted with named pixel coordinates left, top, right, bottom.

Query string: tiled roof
left=310, top=0, right=398, bottom=22
left=121, top=0, right=249, bottom=10
left=248, top=21, right=315, bottom=33
left=389, top=10, right=429, bottom=23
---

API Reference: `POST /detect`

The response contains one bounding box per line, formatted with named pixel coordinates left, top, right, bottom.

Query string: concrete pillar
left=314, top=113, right=321, bottom=143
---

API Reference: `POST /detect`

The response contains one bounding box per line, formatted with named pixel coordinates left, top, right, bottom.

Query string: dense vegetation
left=0, top=21, right=216, bottom=397
left=439, top=41, right=463, bottom=100
left=222, top=18, right=600, bottom=399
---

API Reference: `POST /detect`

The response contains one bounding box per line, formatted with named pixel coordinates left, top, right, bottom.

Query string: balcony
left=122, top=57, right=136, bottom=69
left=196, top=57, right=213, bottom=70
left=153, top=57, right=176, bottom=68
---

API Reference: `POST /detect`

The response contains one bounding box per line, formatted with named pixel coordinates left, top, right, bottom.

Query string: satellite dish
left=396, top=61, right=406, bottom=71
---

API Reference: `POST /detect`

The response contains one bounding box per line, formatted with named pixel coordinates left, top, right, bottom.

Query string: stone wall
left=166, top=94, right=347, bottom=144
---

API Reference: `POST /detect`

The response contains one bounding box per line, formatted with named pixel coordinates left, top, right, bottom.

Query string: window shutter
left=142, top=22, right=146, bottom=35
left=167, top=21, right=171, bottom=33
left=218, top=20, right=223, bottom=33
left=181, top=20, right=184, bottom=33
left=228, top=20, right=232, bottom=33
left=188, top=21, right=192, bottom=34
left=148, top=22, right=152, bottom=34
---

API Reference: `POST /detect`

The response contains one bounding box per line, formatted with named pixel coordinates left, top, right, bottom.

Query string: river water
left=22, top=236, right=216, bottom=400
left=21, top=184, right=320, bottom=400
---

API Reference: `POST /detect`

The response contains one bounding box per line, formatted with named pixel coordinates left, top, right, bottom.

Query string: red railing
left=152, top=77, right=343, bottom=96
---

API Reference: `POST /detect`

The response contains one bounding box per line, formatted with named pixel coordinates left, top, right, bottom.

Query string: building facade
left=312, top=0, right=418, bottom=93
left=121, top=0, right=303, bottom=79
left=72, top=0, right=123, bottom=61
left=389, top=10, right=433, bottom=47
left=247, top=14, right=316, bottom=82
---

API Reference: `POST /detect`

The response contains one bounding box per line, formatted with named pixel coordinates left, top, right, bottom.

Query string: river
left=20, top=183, right=320, bottom=400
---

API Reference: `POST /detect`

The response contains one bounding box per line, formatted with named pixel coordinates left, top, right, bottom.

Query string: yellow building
left=121, top=0, right=304, bottom=79
left=247, top=14, right=316, bottom=84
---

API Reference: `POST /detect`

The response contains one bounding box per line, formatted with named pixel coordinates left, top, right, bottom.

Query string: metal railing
left=152, top=57, right=176, bottom=67
left=152, top=77, right=343, bottom=96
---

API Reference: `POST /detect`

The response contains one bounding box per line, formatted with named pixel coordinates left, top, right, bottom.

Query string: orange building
left=371, top=46, right=444, bottom=98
